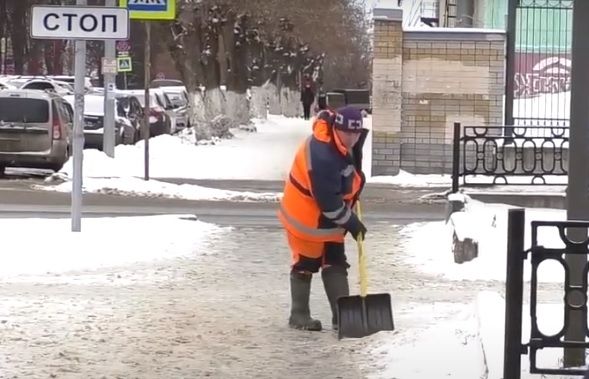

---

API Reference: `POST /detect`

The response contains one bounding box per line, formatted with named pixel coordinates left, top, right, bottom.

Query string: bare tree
left=160, top=0, right=371, bottom=138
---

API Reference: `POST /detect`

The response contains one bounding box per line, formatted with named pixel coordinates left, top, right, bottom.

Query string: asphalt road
left=0, top=177, right=448, bottom=226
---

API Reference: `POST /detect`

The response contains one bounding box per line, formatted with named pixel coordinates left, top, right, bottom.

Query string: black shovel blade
left=337, top=293, right=394, bottom=339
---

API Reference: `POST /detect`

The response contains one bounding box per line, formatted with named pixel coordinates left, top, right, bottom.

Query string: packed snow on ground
left=360, top=292, right=586, bottom=378
left=0, top=215, right=227, bottom=281
left=362, top=192, right=589, bottom=377
left=358, top=302, right=487, bottom=378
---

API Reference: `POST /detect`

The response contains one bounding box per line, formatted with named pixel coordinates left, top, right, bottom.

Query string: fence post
left=452, top=122, right=461, bottom=193
left=503, top=208, right=526, bottom=379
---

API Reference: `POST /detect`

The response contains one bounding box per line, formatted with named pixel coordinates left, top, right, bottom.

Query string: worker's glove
left=345, top=215, right=367, bottom=241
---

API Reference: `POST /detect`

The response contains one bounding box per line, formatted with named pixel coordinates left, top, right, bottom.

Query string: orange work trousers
left=286, top=231, right=348, bottom=273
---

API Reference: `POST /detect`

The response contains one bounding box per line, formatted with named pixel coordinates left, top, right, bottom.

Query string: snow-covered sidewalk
left=0, top=215, right=227, bottom=280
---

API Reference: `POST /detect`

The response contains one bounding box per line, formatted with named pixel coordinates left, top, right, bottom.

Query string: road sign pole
left=72, top=0, right=87, bottom=232
left=31, top=1, right=129, bottom=232
left=103, top=0, right=116, bottom=158
left=143, top=21, right=151, bottom=181
left=123, top=0, right=176, bottom=183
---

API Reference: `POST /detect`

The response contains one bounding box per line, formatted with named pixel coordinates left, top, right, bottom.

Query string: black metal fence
left=505, top=0, right=573, bottom=128
left=504, top=208, right=589, bottom=378
left=451, top=122, right=569, bottom=192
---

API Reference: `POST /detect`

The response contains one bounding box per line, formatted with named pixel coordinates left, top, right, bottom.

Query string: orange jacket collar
left=312, top=119, right=348, bottom=156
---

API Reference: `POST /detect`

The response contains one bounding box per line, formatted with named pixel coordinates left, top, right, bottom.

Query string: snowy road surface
left=0, top=210, right=498, bottom=378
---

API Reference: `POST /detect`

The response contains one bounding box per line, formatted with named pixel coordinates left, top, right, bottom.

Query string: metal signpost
left=31, top=3, right=129, bottom=232
left=120, top=0, right=176, bottom=181
left=103, top=0, right=118, bottom=159
left=116, top=40, right=132, bottom=89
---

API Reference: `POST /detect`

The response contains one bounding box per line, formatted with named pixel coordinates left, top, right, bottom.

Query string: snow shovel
left=337, top=201, right=394, bottom=339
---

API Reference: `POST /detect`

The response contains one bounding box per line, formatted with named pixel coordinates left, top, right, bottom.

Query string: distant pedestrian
left=300, top=78, right=315, bottom=120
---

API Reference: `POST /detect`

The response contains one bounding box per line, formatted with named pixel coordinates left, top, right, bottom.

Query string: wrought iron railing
left=451, top=123, right=569, bottom=191
left=504, top=208, right=589, bottom=378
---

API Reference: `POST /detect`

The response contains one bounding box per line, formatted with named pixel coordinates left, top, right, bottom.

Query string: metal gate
left=505, top=0, right=573, bottom=131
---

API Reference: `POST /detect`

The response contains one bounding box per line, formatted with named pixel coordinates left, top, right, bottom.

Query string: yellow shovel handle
left=356, top=201, right=368, bottom=298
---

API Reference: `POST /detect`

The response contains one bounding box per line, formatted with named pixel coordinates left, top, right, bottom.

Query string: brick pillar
left=372, top=7, right=403, bottom=176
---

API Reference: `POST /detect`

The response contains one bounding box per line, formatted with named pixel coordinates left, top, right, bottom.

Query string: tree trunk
left=44, top=41, right=55, bottom=75
left=28, top=40, right=46, bottom=75
left=249, top=86, right=268, bottom=119
left=267, top=75, right=281, bottom=115
left=168, top=7, right=206, bottom=126
left=11, top=0, right=28, bottom=75
left=0, top=1, right=7, bottom=75
left=221, top=12, right=250, bottom=124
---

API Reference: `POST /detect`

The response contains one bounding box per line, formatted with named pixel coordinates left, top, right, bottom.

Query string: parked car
left=160, top=87, right=189, bottom=130
left=63, top=94, right=141, bottom=150
left=326, top=92, right=346, bottom=110
left=0, top=89, right=72, bottom=174
left=330, top=89, right=371, bottom=113
left=47, top=75, right=93, bottom=90
left=150, top=79, right=184, bottom=88
left=0, top=76, right=73, bottom=95
left=116, top=89, right=172, bottom=136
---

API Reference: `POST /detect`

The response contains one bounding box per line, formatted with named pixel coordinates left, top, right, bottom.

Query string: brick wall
left=371, top=7, right=506, bottom=175
left=372, top=8, right=403, bottom=175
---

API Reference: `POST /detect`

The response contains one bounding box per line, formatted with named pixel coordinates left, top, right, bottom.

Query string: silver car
left=0, top=90, right=72, bottom=174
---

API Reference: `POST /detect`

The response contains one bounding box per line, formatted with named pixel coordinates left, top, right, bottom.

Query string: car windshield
left=64, top=95, right=115, bottom=116
left=165, top=91, right=187, bottom=107
left=136, top=93, right=162, bottom=108
left=0, top=98, right=49, bottom=123
left=84, top=97, right=106, bottom=115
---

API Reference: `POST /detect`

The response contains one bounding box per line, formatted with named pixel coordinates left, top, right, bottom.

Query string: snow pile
left=0, top=215, right=227, bottom=278
left=402, top=198, right=568, bottom=282
left=57, top=115, right=308, bottom=181
left=42, top=177, right=281, bottom=202
left=367, top=170, right=452, bottom=187
left=37, top=115, right=313, bottom=200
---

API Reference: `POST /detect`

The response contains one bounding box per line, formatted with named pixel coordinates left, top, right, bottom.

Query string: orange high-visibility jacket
left=278, top=118, right=366, bottom=242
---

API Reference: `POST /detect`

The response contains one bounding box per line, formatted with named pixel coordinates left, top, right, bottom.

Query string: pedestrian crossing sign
left=119, top=0, right=175, bottom=20
left=117, top=56, right=133, bottom=73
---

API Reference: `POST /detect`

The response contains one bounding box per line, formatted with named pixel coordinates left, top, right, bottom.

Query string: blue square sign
left=120, top=0, right=175, bottom=20
left=128, top=0, right=167, bottom=12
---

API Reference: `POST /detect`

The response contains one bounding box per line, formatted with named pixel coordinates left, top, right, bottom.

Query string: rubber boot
left=288, top=271, right=322, bottom=331
left=321, top=266, right=349, bottom=330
